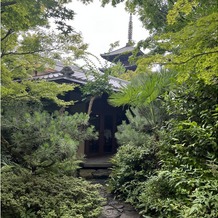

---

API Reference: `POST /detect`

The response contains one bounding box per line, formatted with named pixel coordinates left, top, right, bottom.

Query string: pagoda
left=100, top=14, right=143, bottom=71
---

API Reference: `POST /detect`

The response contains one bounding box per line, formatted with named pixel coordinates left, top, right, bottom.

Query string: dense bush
left=1, top=170, right=104, bottom=218
left=1, top=102, right=104, bottom=217
left=1, top=102, right=97, bottom=174
left=109, top=78, right=218, bottom=217
left=138, top=168, right=218, bottom=217
left=109, top=107, right=160, bottom=204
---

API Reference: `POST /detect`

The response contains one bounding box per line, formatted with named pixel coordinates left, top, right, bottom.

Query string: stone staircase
left=78, top=155, right=112, bottom=179
left=79, top=168, right=111, bottom=179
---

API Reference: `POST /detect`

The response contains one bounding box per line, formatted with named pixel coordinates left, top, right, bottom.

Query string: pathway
left=80, top=157, right=141, bottom=218
left=92, top=179, right=142, bottom=218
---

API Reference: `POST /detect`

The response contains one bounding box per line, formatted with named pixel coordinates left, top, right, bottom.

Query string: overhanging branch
left=1, top=48, right=55, bottom=58
left=1, top=1, right=17, bottom=13
left=156, top=50, right=218, bottom=66
left=1, top=29, right=14, bottom=42
left=1, top=1, right=17, bottom=7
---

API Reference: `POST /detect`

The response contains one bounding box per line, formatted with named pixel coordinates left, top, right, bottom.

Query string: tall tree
left=1, top=0, right=89, bottom=106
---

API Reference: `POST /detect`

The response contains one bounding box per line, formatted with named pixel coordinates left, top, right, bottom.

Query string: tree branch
left=1, top=48, right=55, bottom=58
left=1, top=1, right=17, bottom=13
left=160, top=51, right=218, bottom=66
left=173, top=51, right=218, bottom=65
left=1, top=1, right=17, bottom=7
left=87, top=96, right=96, bottom=115
left=1, top=29, right=14, bottom=42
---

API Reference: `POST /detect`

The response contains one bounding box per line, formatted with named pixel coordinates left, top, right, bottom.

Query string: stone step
left=79, top=168, right=111, bottom=179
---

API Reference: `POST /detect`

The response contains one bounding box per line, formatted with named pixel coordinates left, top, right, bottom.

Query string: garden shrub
left=1, top=102, right=104, bottom=218
left=109, top=141, right=158, bottom=201
left=109, top=107, right=160, bottom=204
left=1, top=102, right=97, bottom=174
left=1, top=170, right=104, bottom=218
left=109, top=78, right=218, bottom=217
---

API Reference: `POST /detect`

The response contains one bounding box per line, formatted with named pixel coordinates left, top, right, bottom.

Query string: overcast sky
left=67, top=0, right=149, bottom=66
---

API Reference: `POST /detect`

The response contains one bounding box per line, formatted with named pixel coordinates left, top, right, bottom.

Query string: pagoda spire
left=127, top=13, right=133, bottom=46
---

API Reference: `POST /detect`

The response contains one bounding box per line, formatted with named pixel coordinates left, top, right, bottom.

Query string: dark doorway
left=85, top=112, right=116, bottom=157
left=84, top=94, right=127, bottom=157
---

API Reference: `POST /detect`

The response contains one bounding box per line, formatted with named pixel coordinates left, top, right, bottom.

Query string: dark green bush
left=109, top=107, right=160, bottom=204
left=109, top=78, right=218, bottom=217
left=1, top=102, right=103, bottom=218
left=109, top=141, right=158, bottom=200
left=1, top=170, right=104, bottom=218
left=1, top=103, right=97, bottom=174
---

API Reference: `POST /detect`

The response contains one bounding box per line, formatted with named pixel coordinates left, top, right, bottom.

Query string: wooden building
left=34, top=64, right=128, bottom=158
left=34, top=14, right=142, bottom=162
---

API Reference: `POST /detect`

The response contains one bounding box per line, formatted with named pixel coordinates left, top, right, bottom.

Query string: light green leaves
left=167, top=0, right=199, bottom=25
left=109, top=70, right=176, bottom=107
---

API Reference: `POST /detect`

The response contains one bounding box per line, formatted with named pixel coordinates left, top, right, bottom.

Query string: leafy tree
left=1, top=1, right=105, bottom=217
left=136, top=11, right=218, bottom=83
left=106, top=0, right=218, bottom=217
left=136, top=0, right=218, bottom=83
left=102, top=0, right=218, bottom=84
left=80, top=70, right=113, bottom=115
left=1, top=0, right=89, bottom=106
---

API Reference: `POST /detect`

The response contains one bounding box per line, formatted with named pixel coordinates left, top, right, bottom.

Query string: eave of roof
left=100, top=45, right=144, bottom=64
left=33, top=64, right=129, bottom=91
left=101, top=45, right=135, bottom=58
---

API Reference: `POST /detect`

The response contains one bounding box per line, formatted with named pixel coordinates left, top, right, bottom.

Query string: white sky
left=66, top=0, right=149, bottom=66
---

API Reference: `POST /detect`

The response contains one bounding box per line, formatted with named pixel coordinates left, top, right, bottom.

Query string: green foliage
left=109, top=77, right=218, bottom=217
left=180, top=179, right=218, bottom=218
left=1, top=100, right=103, bottom=217
left=136, top=168, right=218, bottom=217
left=116, top=107, right=163, bottom=143
left=109, top=107, right=159, bottom=204
left=106, top=0, right=218, bottom=217
left=1, top=78, right=76, bottom=106
left=80, top=70, right=113, bottom=114
left=1, top=1, right=106, bottom=217
left=105, top=61, right=126, bottom=78
left=167, top=0, right=198, bottom=25
left=137, top=168, right=218, bottom=217
left=137, top=12, right=218, bottom=83
left=1, top=0, right=75, bottom=33
left=103, top=1, right=218, bottom=84
left=109, top=141, right=159, bottom=203
left=109, top=70, right=176, bottom=107
left=1, top=171, right=104, bottom=218
left=1, top=102, right=97, bottom=174
left=1, top=0, right=88, bottom=106
left=81, top=71, right=113, bottom=98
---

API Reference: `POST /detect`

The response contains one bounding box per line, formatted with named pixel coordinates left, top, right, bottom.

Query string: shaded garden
left=1, top=0, right=218, bottom=217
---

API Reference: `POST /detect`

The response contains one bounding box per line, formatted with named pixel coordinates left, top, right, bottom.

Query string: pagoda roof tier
left=101, top=45, right=133, bottom=62
left=100, top=45, right=143, bottom=64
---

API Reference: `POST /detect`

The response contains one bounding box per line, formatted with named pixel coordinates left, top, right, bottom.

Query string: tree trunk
left=87, top=96, right=96, bottom=115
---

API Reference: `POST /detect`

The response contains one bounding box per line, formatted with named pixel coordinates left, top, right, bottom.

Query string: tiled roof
left=33, top=63, right=128, bottom=91
left=101, top=45, right=135, bottom=57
